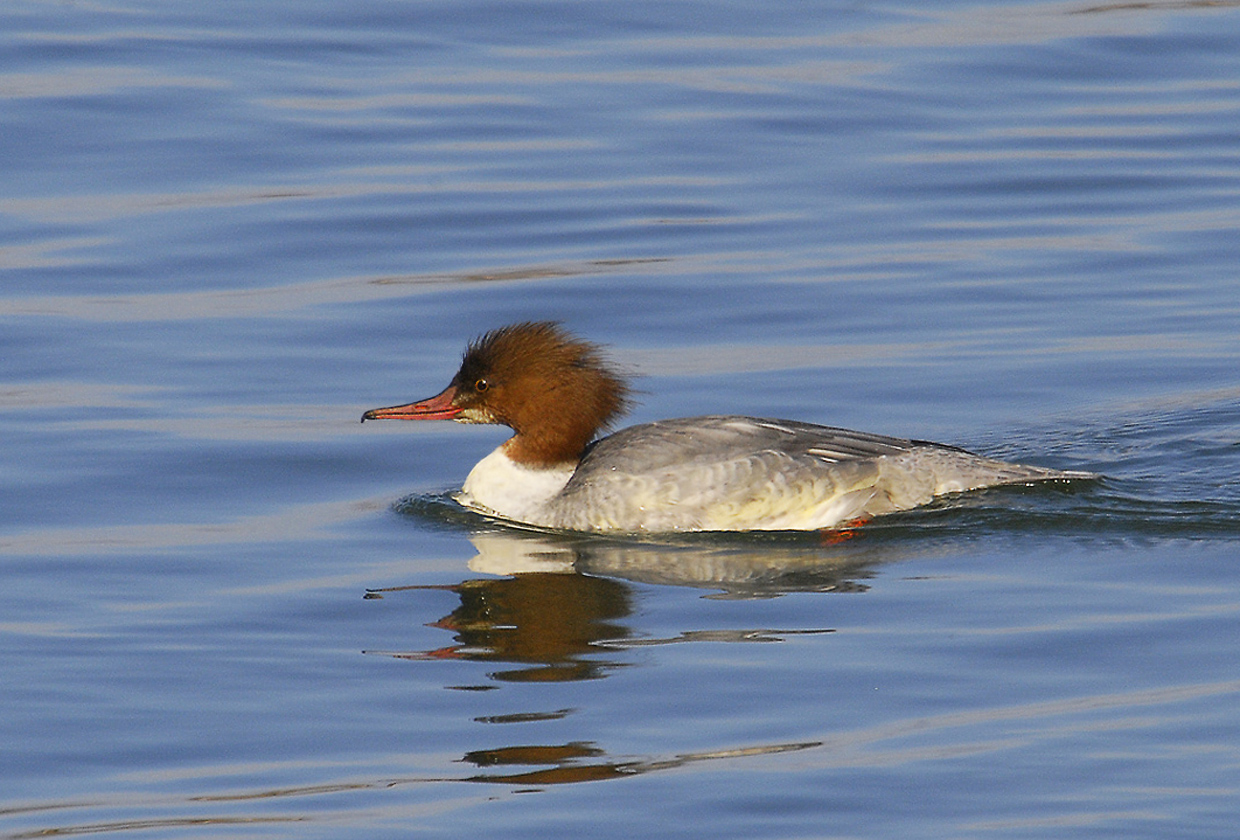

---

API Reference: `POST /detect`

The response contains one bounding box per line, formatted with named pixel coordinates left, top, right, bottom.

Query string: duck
left=362, top=321, right=1091, bottom=533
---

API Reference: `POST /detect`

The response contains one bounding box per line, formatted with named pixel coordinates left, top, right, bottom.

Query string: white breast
left=454, top=446, right=576, bottom=525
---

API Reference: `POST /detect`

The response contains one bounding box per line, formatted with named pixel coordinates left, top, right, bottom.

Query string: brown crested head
left=447, top=322, right=633, bottom=466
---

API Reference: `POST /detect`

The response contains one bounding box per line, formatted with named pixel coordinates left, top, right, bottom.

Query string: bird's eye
left=474, top=379, right=489, bottom=392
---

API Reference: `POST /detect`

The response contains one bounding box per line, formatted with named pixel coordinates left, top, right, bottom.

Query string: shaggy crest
left=449, top=321, right=633, bottom=464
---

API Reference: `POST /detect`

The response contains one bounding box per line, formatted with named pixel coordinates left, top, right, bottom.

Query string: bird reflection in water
left=362, top=527, right=892, bottom=788
left=367, top=571, right=632, bottom=682
left=456, top=740, right=821, bottom=787
left=364, top=528, right=884, bottom=682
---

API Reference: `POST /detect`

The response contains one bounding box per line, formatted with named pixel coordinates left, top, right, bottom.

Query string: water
left=3, top=0, right=1240, bottom=836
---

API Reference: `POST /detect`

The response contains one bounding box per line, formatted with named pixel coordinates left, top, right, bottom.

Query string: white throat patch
left=454, top=446, right=576, bottom=525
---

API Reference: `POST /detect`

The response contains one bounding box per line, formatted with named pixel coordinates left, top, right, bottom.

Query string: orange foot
left=819, top=516, right=871, bottom=545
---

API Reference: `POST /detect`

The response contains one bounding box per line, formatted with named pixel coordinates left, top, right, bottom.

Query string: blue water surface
left=2, top=0, right=1239, bottom=837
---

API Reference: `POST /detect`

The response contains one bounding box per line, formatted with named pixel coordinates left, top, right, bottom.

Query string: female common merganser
left=363, top=322, right=1090, bottom=533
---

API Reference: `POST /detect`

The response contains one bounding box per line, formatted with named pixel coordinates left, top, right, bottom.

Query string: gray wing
left=577, top=416, right=918, bottom=471
left=540, top=416, right=1084, bottom=533
left=538, top=417, right=899, bottom=531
